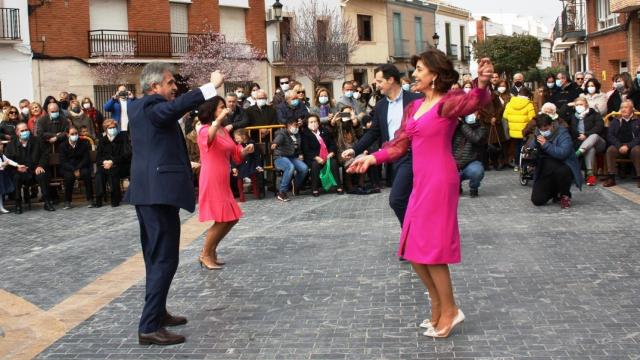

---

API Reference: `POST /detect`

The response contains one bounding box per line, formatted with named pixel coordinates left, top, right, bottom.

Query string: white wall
left=435, top=14, right=468, bottom=61
left=0, top=0, right=33, bottom=104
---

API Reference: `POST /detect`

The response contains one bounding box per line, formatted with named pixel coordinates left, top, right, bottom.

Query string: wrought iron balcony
left=89, top=30, right=195, bottom=58
left=272, top=41, right=348, bottom=64
left=447, top=44, right=458, bottom=59
left=393, top=39, right=410, bottom=58
left=0, top=8, right=20, bottom=41
left=559, top=1, right=586, bottom=42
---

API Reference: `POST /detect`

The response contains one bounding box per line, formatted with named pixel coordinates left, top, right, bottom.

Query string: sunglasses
left=8, top=111, right=18, bottom=115
left=576, top=78, right=584, bottom=80
left=297, top=91, right=305, bottom=94
left=280, top=81, right=289, bottom=85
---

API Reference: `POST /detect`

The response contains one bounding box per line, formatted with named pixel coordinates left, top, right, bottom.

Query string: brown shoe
left=602, top=177, right=616, bottom=187
left=138, top=327, right=185, bottom=346
left=162, top=312, right=187, bottom=327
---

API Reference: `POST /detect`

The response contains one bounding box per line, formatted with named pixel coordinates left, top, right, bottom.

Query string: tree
left=90, top=53, right=136, bottom=85
left=473, top=34, right=541, bottom=80
left=179, top=26, right=264, bottom=88
left=283, top=0, right=359, bottom=89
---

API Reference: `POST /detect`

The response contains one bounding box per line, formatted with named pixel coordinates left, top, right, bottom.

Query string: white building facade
left=430, top=1, right=472, bottom=76
left=0, top=0, right=33, bottom=104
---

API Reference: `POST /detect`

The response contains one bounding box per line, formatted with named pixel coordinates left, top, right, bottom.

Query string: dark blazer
left=58, top=139, right=91, bottom=172
left=96, top=132, right=131, bottom=171
left=124, top=89, right=207, bottom=212
left=352, top=90, right=423, bottom=155
left=5, top=136, right=49, bottom=170
left=223, top=106, right=250, bottom=130
left=607, top=117, right=640, bottom=149
left=568, top=108, right=605, bottom=147
left=300, top=127, right=338, bottom=164
left=246, top=105, right=278, bottom=127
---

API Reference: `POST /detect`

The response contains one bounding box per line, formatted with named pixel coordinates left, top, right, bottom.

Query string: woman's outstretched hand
left=347, top=154, right=377, bottom=174
left=477, top=58, right=494, bottom=89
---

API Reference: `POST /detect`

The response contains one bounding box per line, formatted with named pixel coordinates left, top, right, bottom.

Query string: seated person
left=4, top=122, right=54, bottom=213
left=453, top=112, right=487, bottom=198
left=300, top=114, right=343, bottom=197
left=245, top=90, right=279, bottom=142
left=310, top=87, right=336, bottom=124
left=603, top=99, right=640, bottom=187
left=58, top=126, right=95, bottom=209
left=276, top=86, right=309, bottom=125
left=568, top=96, right=605, bottom=186
left=95, top=119, right=131, bottom=207
left=231, top=128, right=265, bottom=198
left=271, top=117, right=308, bottom=202
left=0, top=143, right=17, bottom=213
left=334, top=108, right=365, bottom=194
left=68, top=99, right=96, bottom=138
left=36, top=102, right=70, bottom=149
left=530, top=114, right=582, bottom=209
left=78, top=125, right=97, bottom=148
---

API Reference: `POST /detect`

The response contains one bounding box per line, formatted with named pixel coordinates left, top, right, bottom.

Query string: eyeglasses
left=280, top=81, right=289, bottom=85
left=576, top=78, right=584, bottom=81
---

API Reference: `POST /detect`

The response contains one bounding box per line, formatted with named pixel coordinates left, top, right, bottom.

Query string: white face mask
left=251, top=91, right=258, bottom=99
left=353, top=92, right=361, bottom=100
left=280, top=83, right=290, bottom=91
left=319, top=96, right=329, bottom=104
left=21, top=107, right=30, bottom=116
left=497, top=87, right=507, bottom=94
left=344, top=91, right=354, bottom=98
left=575, top=105, right=586, bottom=114
left=587, top=87, right=596, bottom=94
left=463, top=88, right=471, bottom=94
left=256, top=99, right=267, bottom=107
left=235, top=92, right=244, bottom=99
left=82, top=103, right=91, bottom=109
left=288, top=126, right=299, bottom=134
left=308, top=122, right=319, bottom=131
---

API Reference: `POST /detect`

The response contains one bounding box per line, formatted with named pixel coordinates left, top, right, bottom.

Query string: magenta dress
left=197, top=125, right=244, bottom=222
left=373, top=88, right=490, bottom=264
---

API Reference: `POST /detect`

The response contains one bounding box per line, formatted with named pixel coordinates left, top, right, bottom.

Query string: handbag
left=487, top=125, right=503, bottom=155
left=319, top=157, right=337, bottom=191
left=501, top=117, right=511, bottom=140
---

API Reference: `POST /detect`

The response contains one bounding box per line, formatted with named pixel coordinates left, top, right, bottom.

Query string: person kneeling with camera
left=530, top=114, right=583, bottom=209
left=453, top=111, right=487, bottom=198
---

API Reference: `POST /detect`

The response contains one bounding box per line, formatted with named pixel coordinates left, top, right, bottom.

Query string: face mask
left=614, top=82, right=625, bottom=90
left=555, top=79, right=562, bottom=87
left=19, top=130, right=30, bottom=141
left=636, top=74, right=640, bottom=82
left=497, top=87, right=506, bottom=94
left=540, top=129, right=552, bottom=138
left=319, top=96, right=329, bottom=104
left=291, top=99, right=300, bottom=107
left=251, top=91, right=258, bottom=99
left=575, top=105, right=586, bottom=114
left=50, top=112, right=60, bottom=120
left=280, top=83, right=290, bottom=91
left=402, top=84, right=411, bottom=92
left=288, top=126, right=298, bottom=134
left=107, top=128, right=118, bottom=137
left=587, top=87, right=596, bottom=94
left=69, top=134, right=79, bottom=142
left=547, top=82, right=555, bottom=89
left=463, top=88, right=471, bottom=94
left=464, top=114, right=477, bottom=124
left=344, top=91, right=354, bottom=98
left=308, top=123, right=319, bottom=132
left=83, top=103, right=91, bottom=109
left=21, top=107, right=30, bottom=116
left=547, top=113, right=559, bottom=120
left=72, top=106, right=81, bottom=113
left=257, top=99, right=267, bottom=107
left=353, top=92, right=361, bottom=100
left=235, top=92, right=244, bottom=99
left=514, top=81, right=523, bottom=87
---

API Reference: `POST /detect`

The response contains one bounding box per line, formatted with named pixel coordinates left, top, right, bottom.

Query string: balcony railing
left=89, top=30, right=198, bottom=58
left=0, top=8, right=20, bottom=41
left=272, top=41, right=348, bottom=64
left=446, top=44, right=458, bottom=59
left=393, top=39, right=410, bottom=58
left=557, top=1, right=586, bottom=41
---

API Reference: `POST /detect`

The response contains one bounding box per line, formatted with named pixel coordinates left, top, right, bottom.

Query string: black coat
left=5, top=136, right=49, bottom=170
left=0, top=120, right=17, bottom=140
left=568, top=109, right=605, bottom=148
left=36, top=114, right=70, bottom=145
left=246, top=105, right=278, bottom=127
left=96, top=132, right=131, bottom=171
left=232, top=140, right=263, bottom=178
left=58, top=139, right=91, bottom=172
left=223, top=106, right=250, bottom=130
left=300, top=127, right=338, bottom=165
left=551, top=82, right=581, bottom=119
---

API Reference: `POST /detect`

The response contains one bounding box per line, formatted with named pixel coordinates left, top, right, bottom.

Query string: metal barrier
left=243, top=124, right=284, bottom=170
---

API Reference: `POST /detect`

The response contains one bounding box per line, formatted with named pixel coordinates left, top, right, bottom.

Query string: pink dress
left=197, top=125, right=244, bottom=222
left=373, top=88, right=490, bottom=264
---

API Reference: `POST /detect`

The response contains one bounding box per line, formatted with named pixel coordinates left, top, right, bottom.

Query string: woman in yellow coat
left=503, top=87, right=536, bottom=171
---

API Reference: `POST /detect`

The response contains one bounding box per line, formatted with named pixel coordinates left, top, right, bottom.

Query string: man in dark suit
left=124, top=62, right=224, bottom=346
left=341, top=64, right=422, bottom=225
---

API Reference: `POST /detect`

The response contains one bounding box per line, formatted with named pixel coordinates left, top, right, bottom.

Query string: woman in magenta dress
left=196, top=96, right=254, bottom=270
left=349, top=50, right=494, bottom=338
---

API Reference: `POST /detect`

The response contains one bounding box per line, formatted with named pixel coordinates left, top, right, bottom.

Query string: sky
left=445, top=0, right=564, bottom=31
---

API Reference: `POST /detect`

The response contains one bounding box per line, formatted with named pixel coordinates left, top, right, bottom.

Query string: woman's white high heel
left=419, top=319, right=434, bottom=329
left=424, top=309, right=465, bottom=338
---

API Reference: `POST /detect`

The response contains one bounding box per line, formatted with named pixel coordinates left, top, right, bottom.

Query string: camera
left=118, top=91, right=128, bottom=98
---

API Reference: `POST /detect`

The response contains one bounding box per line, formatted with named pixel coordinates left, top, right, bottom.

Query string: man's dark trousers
left=135, top=204, right=181, bottom=333
left=389, top=153, right=413, bottom=225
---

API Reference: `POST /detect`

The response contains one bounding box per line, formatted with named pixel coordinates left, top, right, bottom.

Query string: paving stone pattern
left=10, top=171, right=640, bottom=359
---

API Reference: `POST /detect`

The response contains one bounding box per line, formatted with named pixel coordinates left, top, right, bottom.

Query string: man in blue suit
left=124, top=62, right=224, bottom=346
left=342, top=64, right=422, bottom=225
left=103, top=84, right=135, bottom=131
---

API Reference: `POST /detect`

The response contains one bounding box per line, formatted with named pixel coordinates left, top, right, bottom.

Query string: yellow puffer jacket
left=503, top=96, right=536, bottom=139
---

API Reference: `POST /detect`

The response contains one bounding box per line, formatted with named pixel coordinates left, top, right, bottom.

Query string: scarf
left=314, top=130, right=329, bottom=160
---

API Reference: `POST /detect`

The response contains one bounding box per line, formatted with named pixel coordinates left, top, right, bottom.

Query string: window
left=170, top=3, right=189, bottom=55
left=220, top=6, right=247, bottom=42
left=357, top=15, right=372, bottom=41
left=596, top=0, right=619, bottom=30
left=415, top=17, right=424, bottom=53
left=317, top=20, right=329, bottom=42
left=459, top=25, right=465, bottom=59
left=393, top=13, right=403, bottom=56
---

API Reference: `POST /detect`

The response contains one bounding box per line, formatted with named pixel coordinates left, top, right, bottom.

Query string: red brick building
left=27, top=0, right=267, bottom=104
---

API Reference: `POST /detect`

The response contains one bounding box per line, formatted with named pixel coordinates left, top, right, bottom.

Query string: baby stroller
left=519, top=143, right=539, bottom=186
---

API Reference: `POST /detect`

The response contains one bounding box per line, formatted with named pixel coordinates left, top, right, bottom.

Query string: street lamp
left=432, top=33, right=440, bottom=47
left=272, top=0, right=283, bottom=22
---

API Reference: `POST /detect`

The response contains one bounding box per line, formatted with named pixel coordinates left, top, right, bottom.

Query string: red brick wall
left=245, top=0, right=267, bottom=52
left=629, top=13, right=640, bottom=72
left=28, top=0, right=90, bottom=58
left=189, top=0, right=220, bottom=33
left=128, top=0, right=170, bottom=32
left=476, top=20, right=485, bottom=43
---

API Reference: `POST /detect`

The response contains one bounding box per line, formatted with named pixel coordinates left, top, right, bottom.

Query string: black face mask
left=514, top=81, right=523, bottom=88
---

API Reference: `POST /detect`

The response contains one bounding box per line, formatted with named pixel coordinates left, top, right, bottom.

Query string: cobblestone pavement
left=2, top=170, right=639, bottom=359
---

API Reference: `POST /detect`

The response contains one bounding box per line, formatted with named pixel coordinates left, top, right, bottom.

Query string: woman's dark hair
left=303, top=113, right=320, bottom=128
left=518, top=87, right=531, bottom=97
left=411, top=48, right=459, bottom=93
left=585, top=78, right=601, bottom=93
left=535, top=113, right=553, bottom=128
left=616, top=72, right=634, bottom=91
left=43, top=95, right=58, bottom=110
left=197, top=96, right=226, bottom=125
left=250, top=83, right=260, bottom=91
left=545, top=74, right=556, bottom=82
left=373, top=64, right=401, bottom=84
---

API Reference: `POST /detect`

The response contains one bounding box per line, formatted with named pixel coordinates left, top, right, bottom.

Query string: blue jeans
left=459, top=160, right=485, bottom=190
left=274, top=157, right=308, bottom=193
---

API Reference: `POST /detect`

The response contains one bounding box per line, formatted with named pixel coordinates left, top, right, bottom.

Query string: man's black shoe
left=15, top=204, right=22, bottom=214
left=138, top=327, right=185, bottom=346
left=162, top=313, right=187, bottom=327
left=470, top=189, right=479, bottom=198
left=44, top=201, right=56, bottom=211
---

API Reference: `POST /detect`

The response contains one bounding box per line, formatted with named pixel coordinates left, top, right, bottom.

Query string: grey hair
left=541, top=102, right=557, bottom=114
left=140, top=62, right=175, bottom=93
